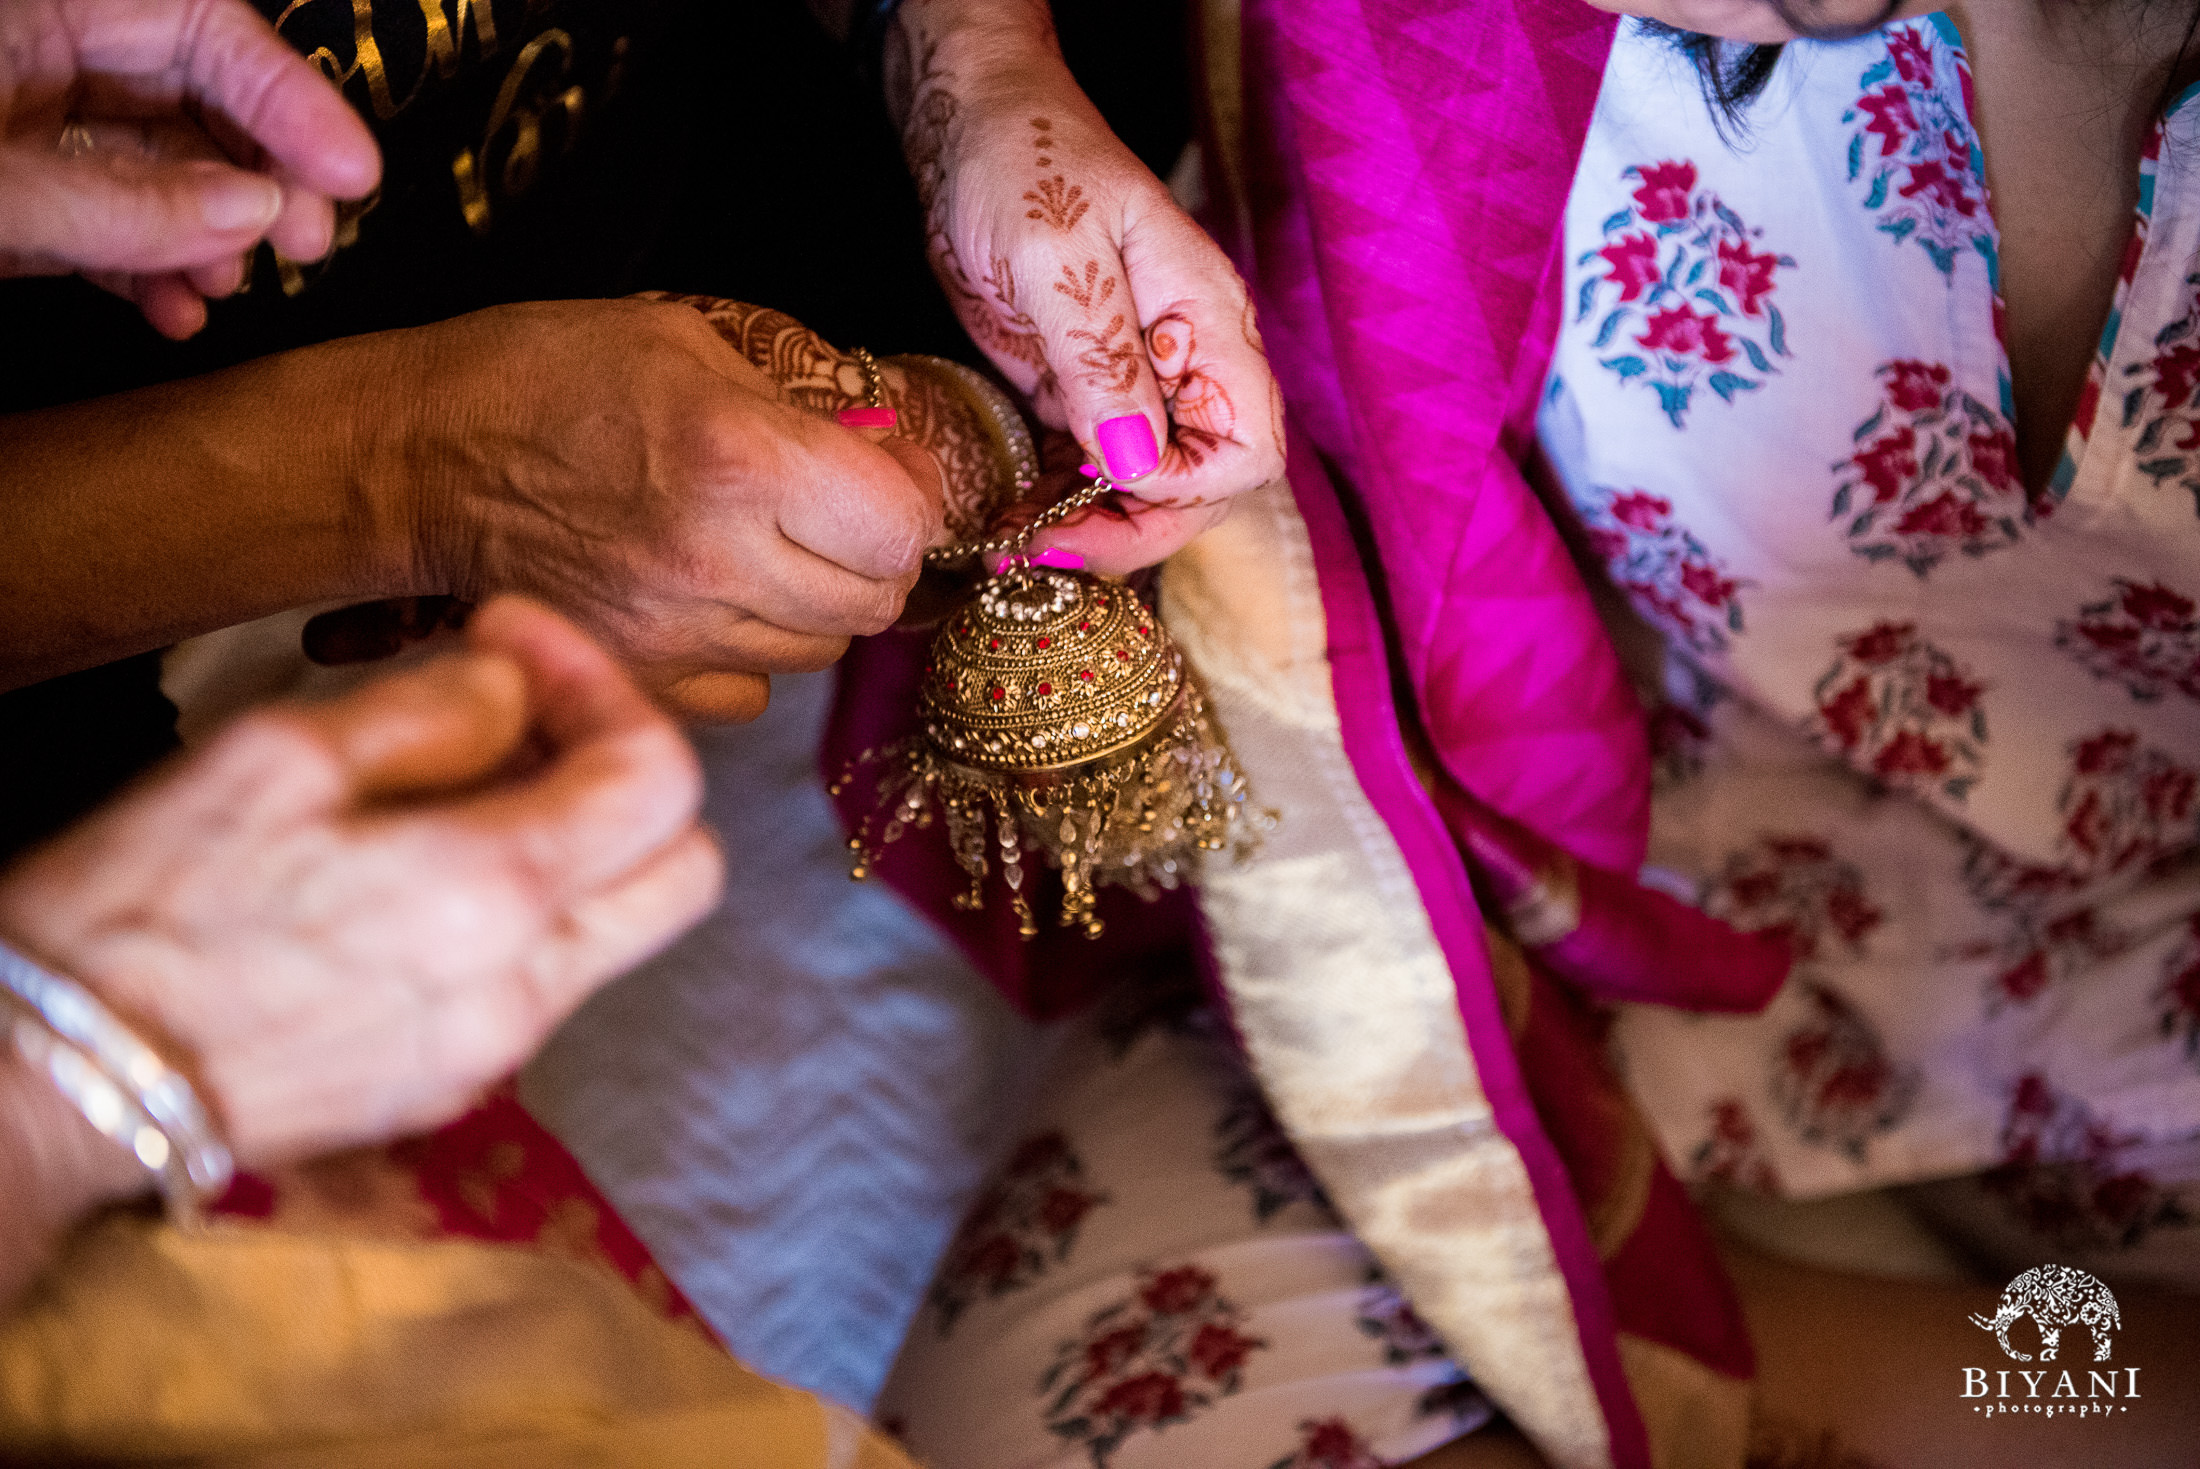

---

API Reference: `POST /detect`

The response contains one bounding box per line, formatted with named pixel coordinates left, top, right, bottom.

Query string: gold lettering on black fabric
left=275, top=0, right=503, bottom=121
left=450, top=28, right=594, bottom=237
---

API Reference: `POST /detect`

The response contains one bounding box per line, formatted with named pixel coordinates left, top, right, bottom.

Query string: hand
left=0, top=596, right=721, bottom=1167
left=0, top=0, right=380, bottom=338
left=887, top=1, right=1285, bottom=572
left=378, top=298, right=944, bottom=722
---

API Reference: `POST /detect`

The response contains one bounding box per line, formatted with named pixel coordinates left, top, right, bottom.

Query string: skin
left=0, top=595, right=723, bottom=1308
left=881, top=0, right=1287, bottom=571
left=0, top=296, right=944, bottom=722
left=0, top=3, right=940, bottom=723
left=0, top=0, right=380, bottom=337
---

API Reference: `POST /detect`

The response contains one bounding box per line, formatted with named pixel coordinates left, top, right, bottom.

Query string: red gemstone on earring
left=1078, top=620, right=1092, bottom=632
left=1137, top=625, right=1150, bottom=637
left=1037, top=637, right=1051, bottom=649
left=1079, top=669, right=1095, bottom=681
left=988, top=637, right=1001, bottom=651
left=988, top=686, right=1006, bottom=702
left=1037, top=682, right=1052, bottom=696
left=1115, top=649, right=1130, bottom=661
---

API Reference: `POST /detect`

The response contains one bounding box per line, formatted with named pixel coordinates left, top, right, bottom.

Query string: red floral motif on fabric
left=1689, top=1097, right=1782, bottom=1194
left=1841, top=21, right=1993, bottom=279
left=1945, top=905, right=2134, bottom=1014
left=2112, top=271, right=2200, bottom=516
left=1706, top=835, right=1883, bottom=964
left=1983, top=1073, right=2193, bottom=1250
left=1576, top=486, right=1749, bottom=653
left=1809, top=622, right=1989, bottom=801
left=1213, top=1072, right=1335, bottom=1224
left=1039, top=1265, right=1268, bottom=1465
left=2056, top=730, right=2199, bottom=877
left=2056, top=578, right=2200, bottom=704
left=1576, top=158, right=1794, bottom=426
left=1772, top=982, right=1918, bottom=1162
left=1264, top=1417, right=1387, bottom=1469
left=1832, top=361, right=2034, bottom=574
left=929, top=1130, right=1109, bottom=1335
left=2157, top=917, right=2200, bottom=1067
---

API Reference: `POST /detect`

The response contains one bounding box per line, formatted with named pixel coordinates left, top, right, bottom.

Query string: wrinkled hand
left=0, top=0, right=380, bottom=338
left=0, top=597, right=720, bottom=1165
left=888, top=1, right=1285, bottom=572
left=370, top=298, right=942, bottom=723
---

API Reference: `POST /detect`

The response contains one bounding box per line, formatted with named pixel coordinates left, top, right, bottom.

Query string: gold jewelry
left=851, top=346, right=889, bottom=410
left=831, top=475, right=1268, bottom=938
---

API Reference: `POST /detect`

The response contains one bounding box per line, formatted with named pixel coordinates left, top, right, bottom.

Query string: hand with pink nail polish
left=0, top=0, right=380, bottom=339
left=882, top=0, right=1287, bottom=573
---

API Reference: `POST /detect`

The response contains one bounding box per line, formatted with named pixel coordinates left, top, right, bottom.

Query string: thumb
left=0, top=151, right=281, bottom=277
left=1028, top=256, right=1168, bottom=487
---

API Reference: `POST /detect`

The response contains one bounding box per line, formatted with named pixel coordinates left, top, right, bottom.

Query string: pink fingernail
left=1095, top=415, right=1159, bottom=481
left=1029, top=547, right=1087, bottom=570
left=1079, top=462, right=1100, bottom=478
left=837, top=406, right=898, bottom=429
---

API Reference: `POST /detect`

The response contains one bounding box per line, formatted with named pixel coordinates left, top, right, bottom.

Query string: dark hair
left=1638, top=23, right=1787, bottom=124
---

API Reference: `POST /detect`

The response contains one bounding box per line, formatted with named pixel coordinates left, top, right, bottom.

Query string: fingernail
left=199, top=173, right=283, bottom=232
left=1029, top=547, right=1087, bottom=570
left=837, top=406, right=898, bottom=429
left=1096, top=415, right=1159, bottom=481
left=1079, top=462, right=1100, bottom=478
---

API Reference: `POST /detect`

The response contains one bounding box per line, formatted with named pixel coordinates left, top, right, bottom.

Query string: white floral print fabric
left=1543, top=17, right=2200, bottom=1282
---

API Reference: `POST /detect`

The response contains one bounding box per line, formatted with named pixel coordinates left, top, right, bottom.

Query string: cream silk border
left=1162, top=477, right=1614, bottom=1469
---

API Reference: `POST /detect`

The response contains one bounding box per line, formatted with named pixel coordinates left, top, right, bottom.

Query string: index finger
left=771, top=410, right=943, bottom=581
left=79, top=0, right=380, bottom=201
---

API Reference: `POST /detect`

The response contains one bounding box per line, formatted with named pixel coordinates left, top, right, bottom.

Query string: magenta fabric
left=1230, top=3, right=1764, bottom=1462
left=1236, top=0, right=1645, bottom=873
left=1281, top=431, right=1654, bottom=1468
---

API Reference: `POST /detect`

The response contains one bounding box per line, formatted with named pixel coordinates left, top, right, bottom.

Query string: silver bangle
left=0, top=941, right=232, bottom=1226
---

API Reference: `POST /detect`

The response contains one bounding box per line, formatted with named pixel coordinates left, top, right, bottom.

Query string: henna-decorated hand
left=887, top=0, right=1285, bottom=572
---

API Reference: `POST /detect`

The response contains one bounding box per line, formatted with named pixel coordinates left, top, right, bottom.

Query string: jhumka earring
left=832, top=354, right=1269, bottom=939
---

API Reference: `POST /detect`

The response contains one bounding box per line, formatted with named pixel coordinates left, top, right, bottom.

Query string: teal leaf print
left=1708, top=371, right=1760, bottom=403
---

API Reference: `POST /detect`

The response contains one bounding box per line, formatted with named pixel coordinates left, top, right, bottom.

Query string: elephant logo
left=1969, top=1265, right=2122, bottom=1363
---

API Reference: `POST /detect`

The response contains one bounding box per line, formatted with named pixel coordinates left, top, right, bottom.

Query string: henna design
left=1067, top=313, right=1141, bottom=393
left=1024, top=177, right=1090, bottom=233
left=1022, top=117, right=1092, bottom=233
left=1052, top=261, right=1115, bottom=312
left=1143, top=313, right=1240, bottom=475
left=1023, top=118, right=1090, bottom=233
left=895, top=36, right=1055, bottom=403
left=639, top=294, right=1008, bottom=541
left=975, top=257, right=1044, bottom=365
